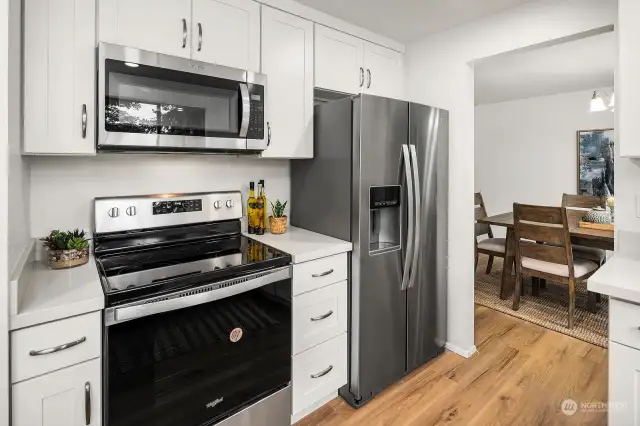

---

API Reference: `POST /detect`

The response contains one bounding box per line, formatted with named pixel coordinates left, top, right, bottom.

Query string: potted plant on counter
left=41, top=229, right=90, bottom=269
left=269, top=200, right=288, bottom=234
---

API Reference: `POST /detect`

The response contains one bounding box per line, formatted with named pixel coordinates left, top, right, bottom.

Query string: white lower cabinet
left=609, top=342, right=640, bottom=425
left=13, top=358, right=102, bottom=426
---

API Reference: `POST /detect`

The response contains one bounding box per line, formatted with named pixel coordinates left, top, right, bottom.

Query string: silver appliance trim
left=239, top=83, right=250, bottom=138
left=104, top=253, right=243, bottom=292
left=215, top=385, right=291, bottom=426
left=105, top=265, right=291, bottom=326
left=97, top=43, right=267, bottom=152
left=401, top=144, right=414, bottom=291
left=94, top=191, right=243, bottom=234
left=408, top=144, right=421, bottom=289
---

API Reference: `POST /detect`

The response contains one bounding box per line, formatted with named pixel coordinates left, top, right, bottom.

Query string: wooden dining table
left=477, top=211, right=615, bottom=300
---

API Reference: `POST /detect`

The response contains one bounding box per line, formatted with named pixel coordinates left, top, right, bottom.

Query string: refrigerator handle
left=401, top=144, right=414, bottom=291
left=408, top=145, right=422, bottom=289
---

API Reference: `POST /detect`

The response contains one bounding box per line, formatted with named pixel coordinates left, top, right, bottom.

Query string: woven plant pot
left=269, top=216, right=287, bottom=234
left=47, top=248, right=89, bottom=270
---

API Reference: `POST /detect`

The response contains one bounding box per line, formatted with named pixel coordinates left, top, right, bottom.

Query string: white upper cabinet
left=24, top=0, right=96, bottom=155
left=363, top=41, right=405, bottom=100
left=99, top=0, right=193, bottom=58
left=315, top=25, right=364, bottom=95
left=191, top=0, right=260, bottom=71
left=261, top=6, right=314, bottom=159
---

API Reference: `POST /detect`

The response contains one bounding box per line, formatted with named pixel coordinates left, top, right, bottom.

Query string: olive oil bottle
left=255, top=181, right=265, bottom=235
left=259, top=180, right=268, bottom=233
left=247, top=182, right=257, bottom=234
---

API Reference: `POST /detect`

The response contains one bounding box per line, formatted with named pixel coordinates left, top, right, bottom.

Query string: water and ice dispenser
left=369, top=185, right=401, bottom=255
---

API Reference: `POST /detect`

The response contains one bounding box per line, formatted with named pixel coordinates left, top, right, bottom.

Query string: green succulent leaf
left=270, top=200, right=288, bottom=218
left=40, top=229, right=90, bottom=250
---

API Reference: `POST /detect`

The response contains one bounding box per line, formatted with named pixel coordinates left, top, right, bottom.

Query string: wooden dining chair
left=512, top=203, right=599, bottom=329
left=474, top=192, right=506, bottom=274
left=562, top=193, right=606, bottom=312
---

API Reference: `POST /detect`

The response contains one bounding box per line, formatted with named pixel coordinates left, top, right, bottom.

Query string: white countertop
left=244, top=226, right=352, bottom=263
left=588, top=256, right=640, bottom=305
left=10, top=253, right=104, bottom=331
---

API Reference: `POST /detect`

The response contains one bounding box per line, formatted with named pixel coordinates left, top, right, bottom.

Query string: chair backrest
left=474, top=192, right=493, bottom=239
left=513, top=203, right=575, bottom=278
left=562, top=193, right=604, bottom=209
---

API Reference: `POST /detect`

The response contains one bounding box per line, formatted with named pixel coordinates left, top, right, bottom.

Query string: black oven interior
left=105, top=278, right=292, bottom=426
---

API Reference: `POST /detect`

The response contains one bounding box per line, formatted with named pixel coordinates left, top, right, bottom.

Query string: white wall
left=475, top=88, right=615, bottom=237
left=405, top=0, right=617, bottom=354
left=29, top=156, right=290, bottom=237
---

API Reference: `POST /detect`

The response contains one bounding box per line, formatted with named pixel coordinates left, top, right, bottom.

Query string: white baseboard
left=445, top=342, right=477, bottom=358
left=291, top=390, right=338, bottom=424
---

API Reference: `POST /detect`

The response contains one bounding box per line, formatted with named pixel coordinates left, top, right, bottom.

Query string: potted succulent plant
left=269, top=200, right=288, bottom=234
left=41, top=229, right=90, bottom=269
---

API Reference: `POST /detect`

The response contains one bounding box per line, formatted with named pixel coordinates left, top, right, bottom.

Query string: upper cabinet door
left=261, top=7, right=314, bottom=159
left=315, top=25, right=364, bottom=95
left=24, top=0, right=96, bottom=155
left=99, top=0, right=192, bottom=58
left=191, top=0, right=260, bottom=71
left=363, top=42, right=404, bottom=100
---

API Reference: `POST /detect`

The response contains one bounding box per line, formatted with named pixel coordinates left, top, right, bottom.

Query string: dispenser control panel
left=370, top=186, right=401, bottom=209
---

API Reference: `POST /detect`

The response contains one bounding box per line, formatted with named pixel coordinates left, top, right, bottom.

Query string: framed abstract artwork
left=577, top=129, right=614, bottom=197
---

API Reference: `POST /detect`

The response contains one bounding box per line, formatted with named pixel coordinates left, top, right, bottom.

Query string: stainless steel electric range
left=93, top=191, right=292, bottom=426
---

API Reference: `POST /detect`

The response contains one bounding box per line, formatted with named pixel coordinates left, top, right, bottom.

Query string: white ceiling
left=294, top=0, right=534, bottom=42
left=474, top=32, right=616, bottom=105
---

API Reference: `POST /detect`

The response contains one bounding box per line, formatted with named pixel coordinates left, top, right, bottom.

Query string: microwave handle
left=239, top=83, right=250, bottom=138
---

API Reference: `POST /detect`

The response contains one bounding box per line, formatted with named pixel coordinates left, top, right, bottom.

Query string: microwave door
left=98, top=43, right=266, bottom=153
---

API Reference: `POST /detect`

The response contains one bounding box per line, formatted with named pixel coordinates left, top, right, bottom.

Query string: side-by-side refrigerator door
left=406, top=103, right=449, bottom=372
left=346, top=95, right=410, bottom=405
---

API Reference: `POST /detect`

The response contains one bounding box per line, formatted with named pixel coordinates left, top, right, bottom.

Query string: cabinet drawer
left=293, top=253, right=347, bottom=295
left=293, top=281, right=347, bottom=355
left=292, top=333, right=347, bottom=415
left=611, top=298, right=640, bottom=350
left=12, top=312, right=101, bottom=383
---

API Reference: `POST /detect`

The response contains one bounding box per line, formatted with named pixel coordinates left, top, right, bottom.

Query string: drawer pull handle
left=311, top=310, right=334, bottom=322
left=85, top=382, right=91, bottom=425
left=312, top=269, right=334, bottom=278
left=310, top=365, right=333, bottom=379
left=29, top=336, right=87, bottom=356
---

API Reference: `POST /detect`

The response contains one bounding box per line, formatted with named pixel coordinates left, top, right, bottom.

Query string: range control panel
left=95, top=191, right=243, bottom=234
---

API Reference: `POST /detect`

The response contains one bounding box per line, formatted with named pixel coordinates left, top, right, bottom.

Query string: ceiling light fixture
left=590, top=90, right=614, bottom=113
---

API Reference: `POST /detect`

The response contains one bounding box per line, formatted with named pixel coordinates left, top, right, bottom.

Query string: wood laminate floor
left=296, top=305, right=608, bottom=426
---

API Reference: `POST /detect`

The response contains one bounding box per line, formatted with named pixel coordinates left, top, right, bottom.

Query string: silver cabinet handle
left=359, top=67, right=364, bottom=87
left=29, top=336, right=86, bottom=356
left=267, top=122, right=272, bottom=146
left=182, top=19, right=187, bottom=48
left=311, top=310, right=333, bottom=321
left=197, top=23, right=203, bottom=51
left=81, top=104, right=87, bottom=139
left=312, top=269, right=334, bottom=278
left=310, top=365, right=333, bottom=379
left=85, top=382, right=91, bottom=425
left=367, top=69, right=372, bottom=89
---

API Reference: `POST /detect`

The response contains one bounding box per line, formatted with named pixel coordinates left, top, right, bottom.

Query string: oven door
left=104, top=267, right=291, bottom=426
left=98, top=43, right=266, bottom=153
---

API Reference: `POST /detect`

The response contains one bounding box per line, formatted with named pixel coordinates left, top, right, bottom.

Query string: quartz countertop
left=588, top=256, right=640, bottom=305
left=10, top=246, right=104, bottom=330
left=244, top=226, right=352, bottom=264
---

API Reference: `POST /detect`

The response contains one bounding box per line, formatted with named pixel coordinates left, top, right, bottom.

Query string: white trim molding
left=445, top=342, right=478, bottom=359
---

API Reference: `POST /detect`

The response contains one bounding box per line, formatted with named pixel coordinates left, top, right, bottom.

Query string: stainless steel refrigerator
left=291, top=94, right=448, bottom=407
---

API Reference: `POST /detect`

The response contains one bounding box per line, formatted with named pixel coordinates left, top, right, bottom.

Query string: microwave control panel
left=246, top=83, right=265, bottom=140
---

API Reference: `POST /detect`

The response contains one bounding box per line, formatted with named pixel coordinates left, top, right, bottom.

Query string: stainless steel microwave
left=98, top=43, right=267, bottom=153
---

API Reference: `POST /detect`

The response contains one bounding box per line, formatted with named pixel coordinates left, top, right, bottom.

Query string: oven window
left=105, top=279, right=291, bottom=426
left=105, top=59, right=241, bottom=138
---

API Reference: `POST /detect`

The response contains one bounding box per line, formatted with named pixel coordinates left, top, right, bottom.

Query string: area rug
left=475, top=256, right=608, bottom=348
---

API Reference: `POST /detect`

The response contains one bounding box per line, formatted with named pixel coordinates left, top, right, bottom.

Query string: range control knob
left=226, top=199, right=234, bottom=208
left=126, top=206, right=137, bottom=216
left=213, top=200, right=222, bottom=210
left=108, top=207, right=120, bottom=218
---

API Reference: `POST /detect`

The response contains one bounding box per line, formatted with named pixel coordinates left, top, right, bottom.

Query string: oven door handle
left=106, top=266, right=291, bottom=326
left=239, top=83, right=251, bottom=138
